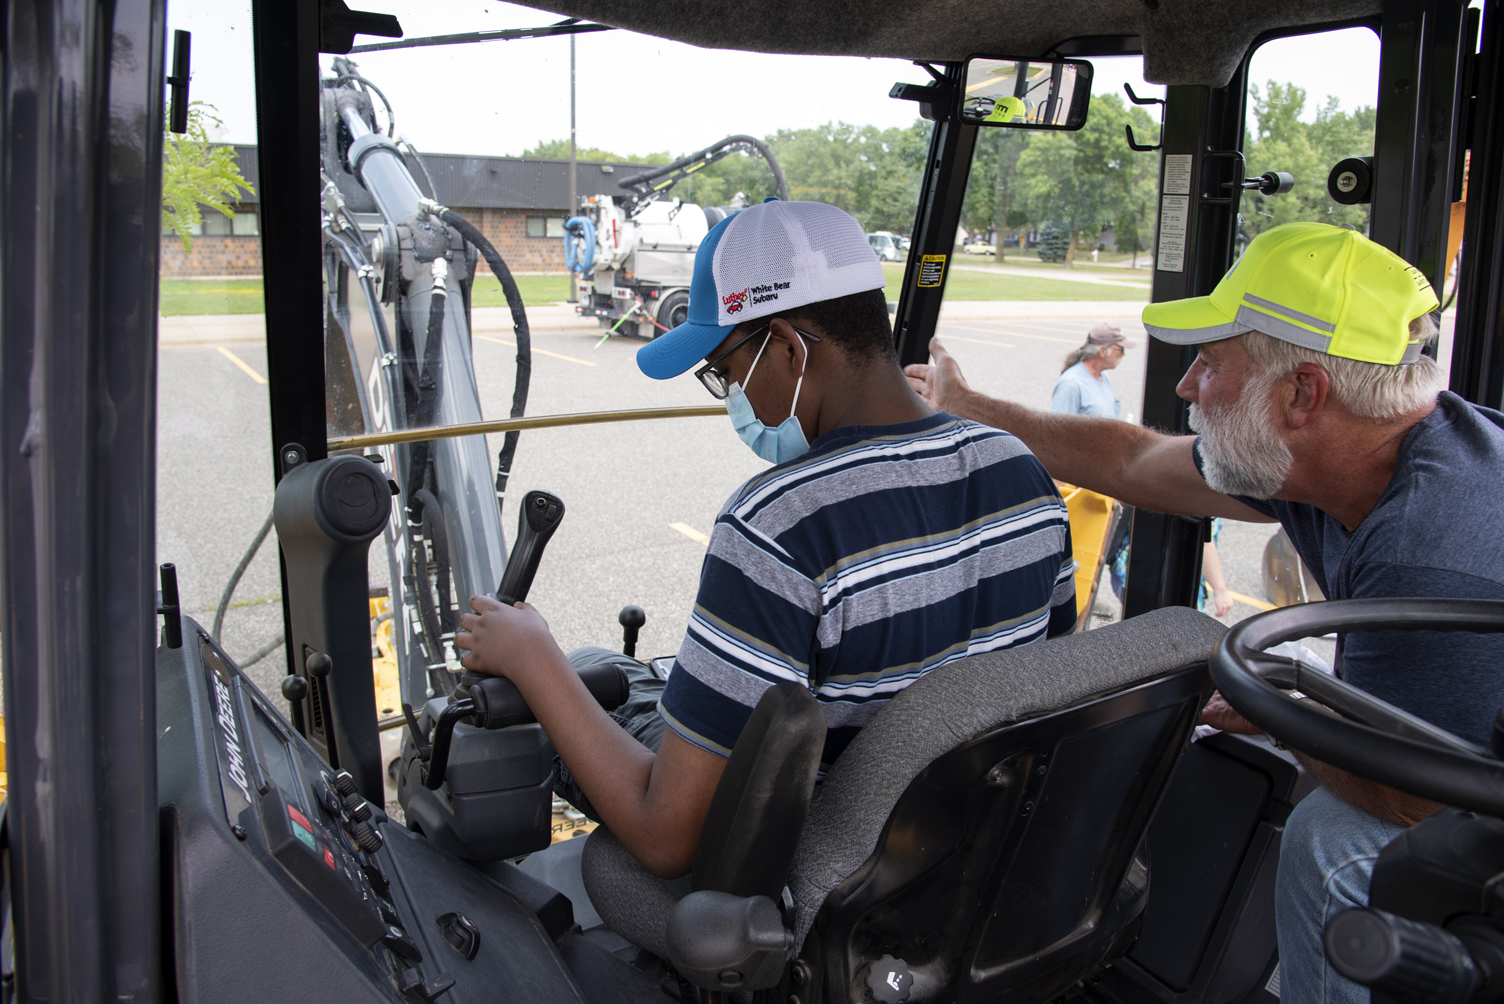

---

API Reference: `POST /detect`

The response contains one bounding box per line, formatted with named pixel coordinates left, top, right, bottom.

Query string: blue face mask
left=725, top=330, right=810, bottom=465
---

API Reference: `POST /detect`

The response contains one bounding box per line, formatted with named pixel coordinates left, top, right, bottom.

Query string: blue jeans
left=1276, top=786, right=1407, bottom=1004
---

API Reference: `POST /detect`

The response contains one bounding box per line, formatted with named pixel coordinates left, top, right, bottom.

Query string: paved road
left=159, top=302, right=1297, bottom=702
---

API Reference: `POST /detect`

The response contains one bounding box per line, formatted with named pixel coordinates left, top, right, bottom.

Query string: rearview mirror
left=959, top=56, right=1093, bottom=130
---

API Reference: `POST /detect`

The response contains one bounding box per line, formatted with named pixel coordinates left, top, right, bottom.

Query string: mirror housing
left=958, top=56, right=1093, bottom=130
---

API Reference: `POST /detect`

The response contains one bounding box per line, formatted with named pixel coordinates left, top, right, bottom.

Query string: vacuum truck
left=566, top=134, right=789, bottom=339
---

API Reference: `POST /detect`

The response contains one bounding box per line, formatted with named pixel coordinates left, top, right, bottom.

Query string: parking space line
left=937, top=334, right=1016, bottom=349
left=940, top=322, right=1075, bottom=345
left=1229, top=590, right=1276, bottom=611
left=669, top=522, right=710, bottom=545
left=215, top=345, right=267, bottom=384
left=476, top=334, right=595, bottom=366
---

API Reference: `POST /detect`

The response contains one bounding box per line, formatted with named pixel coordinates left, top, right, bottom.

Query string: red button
left=288, top=806, right=311, bottom=831
left=324, top=847, right=336, bottom=869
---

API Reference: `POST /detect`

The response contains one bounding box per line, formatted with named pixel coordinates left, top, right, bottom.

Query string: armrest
left=666, top=890, right=792, bottom=992
left=692, top=681, right=824, bottom=897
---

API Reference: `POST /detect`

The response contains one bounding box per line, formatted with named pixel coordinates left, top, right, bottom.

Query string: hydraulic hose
left=432, top=206, right=532, bottom=522
left=413, top=486, right=453, bottom=633
left=405, top=258, right=449, bottom=531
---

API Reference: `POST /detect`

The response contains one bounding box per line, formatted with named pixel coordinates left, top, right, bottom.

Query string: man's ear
left=764, top=318, right=809, bottom=376
left=1282, top=362, right=1331, bottom=430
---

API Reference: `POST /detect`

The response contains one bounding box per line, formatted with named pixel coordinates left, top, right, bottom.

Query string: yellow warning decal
left=917, top=254, right=947, bottom=287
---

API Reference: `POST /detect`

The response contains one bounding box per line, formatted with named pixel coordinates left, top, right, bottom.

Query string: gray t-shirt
left=1052, top=362, right=1121, bottom=418
left=1195, top=391, right=1504, bottom=745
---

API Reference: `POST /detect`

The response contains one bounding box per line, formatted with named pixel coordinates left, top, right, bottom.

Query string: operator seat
left=581, top=606, right=1226, bottom=1002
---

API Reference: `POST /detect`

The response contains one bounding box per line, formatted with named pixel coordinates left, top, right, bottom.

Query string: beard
left=1188, top=386, right=1292, bottom=498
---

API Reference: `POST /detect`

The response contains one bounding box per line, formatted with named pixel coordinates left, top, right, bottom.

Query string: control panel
left=200, top=639, right=423, bottom=961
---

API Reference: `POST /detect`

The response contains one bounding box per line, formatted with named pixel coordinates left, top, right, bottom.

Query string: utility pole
left=567, top=33, right=578, bottom=303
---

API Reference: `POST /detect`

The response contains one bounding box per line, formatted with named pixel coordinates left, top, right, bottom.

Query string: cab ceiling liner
left=521, top=0, right=1379, bottom=87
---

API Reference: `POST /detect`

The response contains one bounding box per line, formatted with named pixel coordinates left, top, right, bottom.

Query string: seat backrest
left=789, top=606, right=1226, bottom=1003
left=692, top=680, right=825, bottom=898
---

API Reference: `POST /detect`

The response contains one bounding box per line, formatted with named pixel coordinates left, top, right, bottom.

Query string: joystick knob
left=619, top=605, right=646, bottom=659
left=280, top=675, right=308, bottom=702
left=344, top=793, right=372, bottom=822
left=305, top=650, right=332, bottom=678
left=332, top=770, right=359, bottom=799
left=353, top=819, right=383, bottom=853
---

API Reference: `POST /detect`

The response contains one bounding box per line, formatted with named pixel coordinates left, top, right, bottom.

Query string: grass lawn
left=470, top=273, right=571, bottom=308
left=159, top=274, right=572, bottom=316
left=881, top=263, right=1148, bottom=302
left=160, top=279, right=267, bottom=315
left=161, top=265, right=1146, bottom=316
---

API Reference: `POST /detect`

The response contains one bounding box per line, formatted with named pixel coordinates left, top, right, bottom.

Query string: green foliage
left=957, top=95, right=1158, bottom=267
left=1115, top=212, right=1143, bottom=254
left=622, top=121, right=932, bottom=233
left=1241, top=82, right=1374, bottom=243
left=520, top=139, right=670, bottom=163
left=1036, top=225, right=1070, bottom=263
left=161, top=103, right=255, bottom=253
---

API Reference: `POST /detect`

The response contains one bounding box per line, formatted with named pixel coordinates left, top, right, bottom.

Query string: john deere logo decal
left=722, top=288, right=749, bottom=314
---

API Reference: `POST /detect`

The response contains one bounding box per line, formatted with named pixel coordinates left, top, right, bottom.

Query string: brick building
left=162, top=144, right=661, bottom=278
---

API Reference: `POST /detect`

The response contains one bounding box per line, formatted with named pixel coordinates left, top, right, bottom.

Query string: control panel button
left=353, top=820, right=383, bottom=854
left=344, top=792, right=372, bottom=822
left=380, top=924, right=424, bottom=964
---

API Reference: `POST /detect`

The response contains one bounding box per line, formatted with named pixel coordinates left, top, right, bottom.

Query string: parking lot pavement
left=159, top=305, right=1285, bottom=701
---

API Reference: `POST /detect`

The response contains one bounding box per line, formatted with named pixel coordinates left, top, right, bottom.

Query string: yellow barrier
left=1057, top=483, right=1121, bottom=623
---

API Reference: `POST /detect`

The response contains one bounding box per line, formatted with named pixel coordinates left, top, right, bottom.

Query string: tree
left=162, top=103, right=255, bottom=253
left=1012, top=93, right=1136, bottom=266
left=1241, top=82, right=1374, bottom=244
left=520, top=139, right=669, bottom=163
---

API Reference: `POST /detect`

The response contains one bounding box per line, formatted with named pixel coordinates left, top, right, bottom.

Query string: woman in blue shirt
left=1051, top=322, right=1134, bottom=417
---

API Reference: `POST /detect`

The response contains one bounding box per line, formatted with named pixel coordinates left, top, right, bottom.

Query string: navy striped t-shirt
left=658, top=412, right=1077, bottom=769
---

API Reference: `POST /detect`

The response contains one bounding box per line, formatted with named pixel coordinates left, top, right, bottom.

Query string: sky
left=169, top=0, right=1381, bottom=157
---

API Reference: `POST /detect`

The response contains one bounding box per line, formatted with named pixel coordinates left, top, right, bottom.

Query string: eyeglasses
left=695, top=323, right=821, bottom=400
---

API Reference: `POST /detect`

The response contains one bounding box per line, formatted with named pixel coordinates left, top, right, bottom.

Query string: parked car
left=868, top=231, right=905, bottom=261
left=962, top=240, right=996, bottom=255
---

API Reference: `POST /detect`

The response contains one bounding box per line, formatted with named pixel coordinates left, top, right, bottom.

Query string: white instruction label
left=1163, top=153, right=1193, bottom=196
left=1156, top=194, right=1190, bottom=273
left=1265, top=963, right=1281, bottom=998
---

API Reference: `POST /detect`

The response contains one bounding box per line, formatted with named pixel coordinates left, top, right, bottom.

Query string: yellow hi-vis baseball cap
left=1141, top=222, right=1439, bottom=365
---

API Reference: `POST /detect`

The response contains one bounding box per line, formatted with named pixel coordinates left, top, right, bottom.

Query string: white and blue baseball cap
left=636, top=199, right=887, bottom=379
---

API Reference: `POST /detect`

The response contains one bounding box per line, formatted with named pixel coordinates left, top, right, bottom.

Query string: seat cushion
left=787, top=605, right=1226, bottom=947
left=580, top=826, right=682, bottom=961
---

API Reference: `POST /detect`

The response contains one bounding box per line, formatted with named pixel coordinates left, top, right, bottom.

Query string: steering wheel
left=1212, top=598, right=1504, bottom=815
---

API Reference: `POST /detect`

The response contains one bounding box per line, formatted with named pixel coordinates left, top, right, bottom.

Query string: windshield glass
left=157, top=0, right=931, bottom=745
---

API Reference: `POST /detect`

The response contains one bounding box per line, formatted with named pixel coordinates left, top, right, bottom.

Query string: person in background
left=1199, top=519, right=1234, bottom=617
left=1051, top=323, right=1133, bottom=417
left=1050, top=324, right=1232, bottom=611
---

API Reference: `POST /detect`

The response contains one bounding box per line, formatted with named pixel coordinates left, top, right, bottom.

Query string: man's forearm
left=949, top=389, right=1163, bottom=502
left=506, top=652, right=663, bottom=857
left=1292, top=751, right=1443, bottom=827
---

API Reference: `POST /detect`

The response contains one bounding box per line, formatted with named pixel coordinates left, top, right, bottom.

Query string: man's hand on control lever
left=456, top=595, right=727, bottom=879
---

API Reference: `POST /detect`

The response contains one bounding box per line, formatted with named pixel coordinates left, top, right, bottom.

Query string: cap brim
left=635, top=318, right=734, bottom=380
left=1141, top=295, right=1251, bottom=345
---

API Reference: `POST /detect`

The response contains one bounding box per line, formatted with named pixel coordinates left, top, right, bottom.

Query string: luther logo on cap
left=722, top=288, right=749, bottom=314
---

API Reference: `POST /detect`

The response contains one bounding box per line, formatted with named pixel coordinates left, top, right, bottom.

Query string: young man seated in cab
left=456, top=200, right=1077, bottom=878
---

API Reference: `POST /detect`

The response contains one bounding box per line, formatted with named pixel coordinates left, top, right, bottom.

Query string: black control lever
left=619, top=605, right=645, bottom=658
left=496, top=489, right=565, bottom=604
left=416, top=489, right=569, bottom=791
left=453, top=488, right=565, bottom=697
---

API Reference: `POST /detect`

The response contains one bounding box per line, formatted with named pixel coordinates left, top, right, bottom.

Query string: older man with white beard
left=904, top=222, right=1504, bottom=1004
